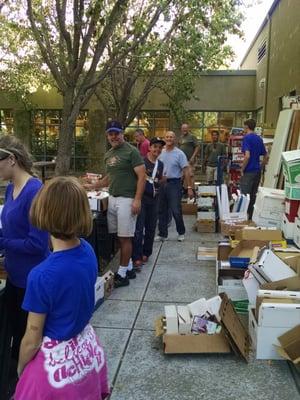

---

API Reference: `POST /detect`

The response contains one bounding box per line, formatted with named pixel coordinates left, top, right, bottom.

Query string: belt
left=166, top=178, right=181, bottom=182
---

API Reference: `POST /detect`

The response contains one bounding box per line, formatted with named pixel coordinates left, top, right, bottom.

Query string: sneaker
left=114, top=273, right=130, bottom=288
left=154, top=235, right=168, bottom=242
left=142, top=255, right=149, bottom=263
left=177, top=235, right=185, bottom=242
left=126, top=269, right=137, bottom=279
left=133, top=260, right=143, bottom=272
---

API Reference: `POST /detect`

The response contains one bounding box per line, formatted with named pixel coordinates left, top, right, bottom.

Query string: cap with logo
left=106, top=120, right=124, bottom=133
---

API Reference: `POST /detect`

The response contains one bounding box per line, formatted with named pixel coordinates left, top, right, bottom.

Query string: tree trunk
left=87, top=109, right=107, bottom=174
left=55, top=92, right=76, bottom=175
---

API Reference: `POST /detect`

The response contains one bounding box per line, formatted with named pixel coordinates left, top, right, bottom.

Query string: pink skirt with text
left=14, top=324, right=110, bottom=400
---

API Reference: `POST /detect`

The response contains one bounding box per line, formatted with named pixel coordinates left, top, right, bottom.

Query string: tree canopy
left=0, top=0, right=243, bottom=174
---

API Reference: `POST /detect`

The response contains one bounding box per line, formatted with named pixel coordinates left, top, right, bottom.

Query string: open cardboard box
left=256, top=276, right=300, bottom=318
left=275, top=325, right=300, bottom=364
left=182, top=202, right=197, bottom=215
left=229, top=240, right=268, bottom=268
left=235, top=227, right=282, bottom=241
left=155, top=293, right=250, bottom=361
left=277, top=254, right=300, bottom=275
left=219, top=220, right=255, bottom=237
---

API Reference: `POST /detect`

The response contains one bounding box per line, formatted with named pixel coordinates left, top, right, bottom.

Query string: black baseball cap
left=106, top=120, right=124, bottom=133
left=150, top=137, right=166, bottom=146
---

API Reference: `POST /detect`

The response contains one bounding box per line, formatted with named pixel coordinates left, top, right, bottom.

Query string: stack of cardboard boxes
left=282, top=150, right=300, bottom=246
left=195, top=185, right=216, bottom=233
left=252, top=187, right=285, bottom=229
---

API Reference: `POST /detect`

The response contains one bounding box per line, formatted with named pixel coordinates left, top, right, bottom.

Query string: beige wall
left=266, top=0, right=300, bottom=127
left=240, top=0, right=300, bottom=128
left=0, top=72, right=256, bottom=113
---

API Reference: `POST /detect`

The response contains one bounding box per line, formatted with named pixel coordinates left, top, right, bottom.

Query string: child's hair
left=30, top=176, right=92, bottom=240
left=0, top=135, right=34, bottom=175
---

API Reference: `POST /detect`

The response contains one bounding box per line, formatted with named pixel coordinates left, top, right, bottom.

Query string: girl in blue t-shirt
left=14, top=177, right=109, bottom=400
left=0, top=135, right=49, bottom=383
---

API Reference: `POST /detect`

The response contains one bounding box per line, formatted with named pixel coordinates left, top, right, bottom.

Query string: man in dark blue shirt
left=240, top=119, right=268, bottom=219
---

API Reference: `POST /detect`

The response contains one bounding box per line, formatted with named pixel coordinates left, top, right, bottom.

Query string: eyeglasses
left=0, top=152, right=10, bottom=161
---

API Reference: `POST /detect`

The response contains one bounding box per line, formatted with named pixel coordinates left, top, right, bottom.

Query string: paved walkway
left=92, top=216, right=299, bottom=400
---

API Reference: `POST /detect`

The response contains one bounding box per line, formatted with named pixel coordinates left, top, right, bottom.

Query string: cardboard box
left=94, top=276, right=105, bottom=310
left=253, top=248, right=296, bottom=282
left=197, top=246, right=217, bottom=261
left=165, top=305, right=178, bottom=334
left=229, top=240, right=268, bottom=268
left=285, top=199, right=300, bottom=222
left=254, top=187, right=285, bottom=220
left=252, top=205, right=282, bottom=229
left=197, top=185, right=216, bottom=196
left=285, top=182, right=300, bottom=200
left=282, top=213, right=295, bottom=240
left=276, top=325, right=300, bottom=364
left=195, top=220, right=215, bottom=233
left=234, top=227, right=282, bottom=241
left=293, top=217, right=300, bottom=248
left=177, top=306, right=192, bottom=334
left=258, top=302, right=300, bottom=328
left=197, top=211, right=216, bottom=221
left=281, top=254, right=300, bottom=274
left=197, top=196, right=215, bottom=208
left=217, top=241, right=232, bottom=261
left=249, top=308, right=287, bottom=360
left=217, top=282, right=248, bottom=301
left=282, top=149, right=300, bottom=184
left=182, top=203, right=197, bottom=215
left=156, top=293, right=250, bottom=359
left=220, top=276, right=244, bottom=287
left=87, top=191, right=109, bottom=211
left=220, top=220, right=255, bottom=237
left=261, top=276, right=300, bottom=292
left=102, top=270, right=114, bottom=299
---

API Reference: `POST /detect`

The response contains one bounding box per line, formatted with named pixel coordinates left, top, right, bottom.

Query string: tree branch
left=26, top=0, right=66, bottom=91
left=72, top=0, right=84, bottom=69
left=55, top=0, right=73, bottom=67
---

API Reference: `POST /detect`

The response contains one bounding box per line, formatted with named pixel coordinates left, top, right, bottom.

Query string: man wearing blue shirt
left=240, top=119, right=268, bottom=219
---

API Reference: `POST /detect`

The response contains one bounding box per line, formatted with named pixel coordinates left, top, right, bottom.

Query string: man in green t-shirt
left=204, top=131, right=226, bottom=183
left=85, top=121, right=145, bottom=288
left=179, top=123, right=199, bottom=190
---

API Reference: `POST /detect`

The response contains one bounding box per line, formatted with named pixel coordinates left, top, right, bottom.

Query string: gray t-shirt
left=205, top=142, right=226, bottom=167
left=159, top=147, right=188, bottom=178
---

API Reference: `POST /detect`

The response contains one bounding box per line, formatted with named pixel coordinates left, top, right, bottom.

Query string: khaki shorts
left=206, top=166, right=217, bottom=182
left=107, top=196, right=137, bottom=237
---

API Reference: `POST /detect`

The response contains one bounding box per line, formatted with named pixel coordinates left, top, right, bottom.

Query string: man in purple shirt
left=134, top=128, right=150, bottom=157
left=240, top=119, right=268, bottom=219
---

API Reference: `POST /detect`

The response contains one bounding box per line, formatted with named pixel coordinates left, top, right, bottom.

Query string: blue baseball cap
left=106, top=120, right=124, bottom=133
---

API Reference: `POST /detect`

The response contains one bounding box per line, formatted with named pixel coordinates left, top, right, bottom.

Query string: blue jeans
left=132, top=196, right=159, bottom=262
left=158, top=179, right=185, bottom=238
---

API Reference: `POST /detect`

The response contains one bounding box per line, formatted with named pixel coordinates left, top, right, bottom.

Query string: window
left=125, top=111, right=170, bottom=142
left=257, top=39, right=267, bottom=63
left=32, top=110, right=89, bottom=172
left=0, top=109, right=14, bottom=134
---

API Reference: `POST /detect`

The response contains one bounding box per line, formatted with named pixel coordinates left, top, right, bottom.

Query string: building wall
left=0, top=72, right=256, bottom=113
left=0, top=71, right=256, bottom=111
left=266, top=0, right=300, bottom=127
left=240, top=0, right=300, bottom=128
